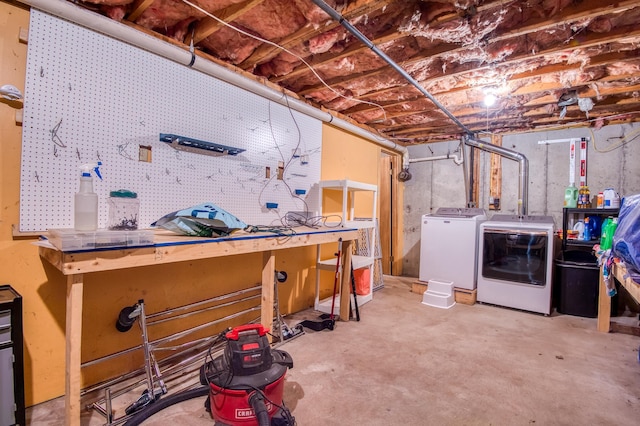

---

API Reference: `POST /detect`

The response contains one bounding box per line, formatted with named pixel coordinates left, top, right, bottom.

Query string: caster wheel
left=116, top=306, right=137, bottom=332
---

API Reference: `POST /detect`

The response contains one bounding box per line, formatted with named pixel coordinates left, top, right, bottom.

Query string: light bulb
left=484, top=93, right=497, bottom=107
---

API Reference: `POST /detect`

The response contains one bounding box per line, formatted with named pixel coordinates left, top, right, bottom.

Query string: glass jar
left=107, top=190, right=139, bottom=230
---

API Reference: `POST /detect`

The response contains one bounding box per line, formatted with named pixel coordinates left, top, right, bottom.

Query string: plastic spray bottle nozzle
left=79, top=162, right=103, bottom=180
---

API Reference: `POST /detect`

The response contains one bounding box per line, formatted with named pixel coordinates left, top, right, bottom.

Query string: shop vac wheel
left=116, top=306, right=137, bottom=332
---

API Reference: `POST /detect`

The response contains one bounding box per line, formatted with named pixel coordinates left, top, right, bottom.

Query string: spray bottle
left=74, top=162, right=102, bottom=231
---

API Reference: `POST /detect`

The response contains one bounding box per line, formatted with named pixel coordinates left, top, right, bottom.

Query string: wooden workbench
left=39, top=227, right=358, bottom=426
left=597, top=261, right=640, bottom=332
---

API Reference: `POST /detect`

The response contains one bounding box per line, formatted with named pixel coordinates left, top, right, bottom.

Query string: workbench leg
left=65, top=274, right=84, bottom=426
left=261, top=251, right=275, bottom=338
left=339, top=240, right=353, bottom=321
left=597, top=265, right=611, bottom=332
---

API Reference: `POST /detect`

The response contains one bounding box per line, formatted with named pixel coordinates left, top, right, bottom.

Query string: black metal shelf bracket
left=159, top=133, right=245, bottom=157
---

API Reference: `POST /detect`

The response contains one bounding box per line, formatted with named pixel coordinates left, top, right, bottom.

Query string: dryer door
left=481, top=228, right=549, bottom=287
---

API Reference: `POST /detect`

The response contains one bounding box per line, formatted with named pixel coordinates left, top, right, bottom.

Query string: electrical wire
left=280, top=212, right=344, bottom=229
left=589, top=125, right=640, bottom=153
left=257, top=94, right=308, bottom=212
left=180, top=0, right=388, bottom=120
left=246, top=224, right=297, bottom=237
left=477, top=110, right=640, bottom=143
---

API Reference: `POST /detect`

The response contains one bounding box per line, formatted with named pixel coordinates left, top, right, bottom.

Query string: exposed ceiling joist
left=59, top=0, right=640, bottom=144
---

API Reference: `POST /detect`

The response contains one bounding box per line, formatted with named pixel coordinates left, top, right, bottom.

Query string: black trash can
left=555, top=250, right=601, bottom=318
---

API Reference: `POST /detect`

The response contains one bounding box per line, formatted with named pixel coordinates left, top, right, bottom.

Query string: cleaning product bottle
left=564, top=184, right=578, bottom=208
left=74, top=162, right=102, bottom=231
left=601, top=217, right=618, bottom=251
left=600, top=217, right=612, bottom=247
left=578, top=186, right=586, bottom=208
left=583, top=185, right=590, bottom=208
left=583, top=217, right=591, bottom=241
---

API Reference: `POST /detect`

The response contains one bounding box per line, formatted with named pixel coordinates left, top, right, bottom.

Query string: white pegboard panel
left=20, top=11, right=321, bottom=232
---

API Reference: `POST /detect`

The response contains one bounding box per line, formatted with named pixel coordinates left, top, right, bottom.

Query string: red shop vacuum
left=200, top=324, right=295, bottom=426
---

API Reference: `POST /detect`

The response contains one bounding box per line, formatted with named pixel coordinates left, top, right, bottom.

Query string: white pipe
left=409, top=153, right=463, bottom=165
left=20, top=0, right=409, bottom=168
left=537, top=137, right=587, bottom=145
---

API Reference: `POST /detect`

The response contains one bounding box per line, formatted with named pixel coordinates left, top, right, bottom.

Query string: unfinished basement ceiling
left=55, top=0, right=640, bottom=143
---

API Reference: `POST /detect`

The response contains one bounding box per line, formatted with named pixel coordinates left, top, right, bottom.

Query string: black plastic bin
left=555, top=250, right=601, bottom=318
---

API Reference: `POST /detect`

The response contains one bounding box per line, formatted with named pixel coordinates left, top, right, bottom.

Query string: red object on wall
left=353, top=267, right=371, bottom=295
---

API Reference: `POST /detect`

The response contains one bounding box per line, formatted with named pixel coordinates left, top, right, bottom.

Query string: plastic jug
left=564, top=184, right=578, bottom=208
left=573, top=220, right=585, bottom=241
left=603, top=188, right=620, bottom=208
left=587, top=216, right=602, bottom=238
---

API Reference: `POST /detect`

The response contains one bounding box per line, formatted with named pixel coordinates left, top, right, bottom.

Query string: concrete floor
left=27, top=276, right=640, bottom=425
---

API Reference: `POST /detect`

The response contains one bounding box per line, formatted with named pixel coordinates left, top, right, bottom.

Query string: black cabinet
left=556, top=208, right=620, bottom=318
left=0, top=285, right=25, bottom=426
left=561, top=207, right=619, bottom=251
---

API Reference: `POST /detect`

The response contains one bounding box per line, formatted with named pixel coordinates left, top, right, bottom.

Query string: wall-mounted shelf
left=159, top=133, right=245, bottom=157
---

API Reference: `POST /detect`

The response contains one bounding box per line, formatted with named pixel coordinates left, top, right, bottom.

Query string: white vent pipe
left=409, top=153, right=463, bottom=165
left=20, top=0, right=409, bottom=168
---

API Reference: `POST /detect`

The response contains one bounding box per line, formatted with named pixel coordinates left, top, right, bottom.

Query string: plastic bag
left=152, top=202, right=247, bottom=237
left=353, top=267, right=371, bottom=296
left=612, top=193, right=640, bottom=279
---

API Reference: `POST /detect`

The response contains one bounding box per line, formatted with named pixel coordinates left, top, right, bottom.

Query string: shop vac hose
left=123, top=385, right=209, bottom=426
left=249, top=391, right=270, bottom=426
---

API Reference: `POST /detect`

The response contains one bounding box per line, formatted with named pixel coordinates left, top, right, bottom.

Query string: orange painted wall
left=316, top=124, right=380, bottom=299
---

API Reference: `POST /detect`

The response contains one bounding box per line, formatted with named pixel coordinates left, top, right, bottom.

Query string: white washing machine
left=419, top=208, right=487, bottom=290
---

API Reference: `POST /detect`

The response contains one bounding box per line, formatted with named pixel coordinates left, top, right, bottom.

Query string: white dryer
left=477, top=215, right=555, bottom=315
left=419, top=208, right=487, bottom=290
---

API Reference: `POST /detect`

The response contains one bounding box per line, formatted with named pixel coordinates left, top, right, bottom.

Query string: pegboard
left=19, top=11, right=322, bottom=232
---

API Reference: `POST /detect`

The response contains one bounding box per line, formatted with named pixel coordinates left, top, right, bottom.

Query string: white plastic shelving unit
left=315, top=180, right=378, bottom=315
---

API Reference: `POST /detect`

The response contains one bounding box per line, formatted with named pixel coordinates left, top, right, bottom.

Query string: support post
left=65, top=274, right=84, bottom=426
left=261, top=251, right=276, bottom=338
left=597, top=265, right=611, bottom=332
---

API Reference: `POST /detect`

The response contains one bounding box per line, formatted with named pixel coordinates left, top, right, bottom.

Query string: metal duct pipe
left=459, top=138, right=471, bottom=208
left=310, top=0, right=475, bottom=137
left=20, top=0, right=410, bottom=168
left=465, top=137, right=529, bottom=216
